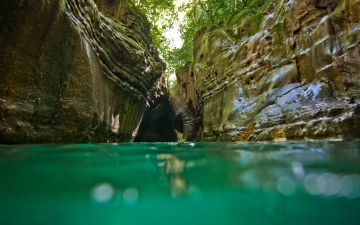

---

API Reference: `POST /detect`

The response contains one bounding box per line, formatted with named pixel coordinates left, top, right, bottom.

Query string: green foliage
left=127, top=0, right=274, bottom=89
left=127, top=0, right=177, bottom=75
left=226, top=9, right=266, bottom=40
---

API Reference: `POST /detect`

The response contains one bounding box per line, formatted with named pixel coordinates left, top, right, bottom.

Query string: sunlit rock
left=172, top=0, right=360, bottom=141
left=170, top=63, right=198, bottom=141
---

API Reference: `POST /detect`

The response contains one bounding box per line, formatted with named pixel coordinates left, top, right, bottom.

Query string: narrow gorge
left=1, top=0, right=359, bottom=143
left=2, top=2, right=360, bottom=224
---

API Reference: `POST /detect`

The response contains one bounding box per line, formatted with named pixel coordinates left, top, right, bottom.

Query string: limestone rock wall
left=171, top=63, right=198, bottom=141
left=0, top=0, right=165, bottom=143
left=175, top=0, right=360, bottom=141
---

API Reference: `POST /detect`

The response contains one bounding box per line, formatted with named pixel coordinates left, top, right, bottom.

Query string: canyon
left=1, top=0, right=359, bottom=143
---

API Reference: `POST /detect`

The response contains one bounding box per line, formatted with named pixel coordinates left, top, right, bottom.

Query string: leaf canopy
left=127, top=0, right=274, bottom=88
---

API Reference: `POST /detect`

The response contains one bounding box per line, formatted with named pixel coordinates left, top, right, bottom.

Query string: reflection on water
left=157, top=153, right=187, bottom=196
left=1, top=142, right=360, bottom=225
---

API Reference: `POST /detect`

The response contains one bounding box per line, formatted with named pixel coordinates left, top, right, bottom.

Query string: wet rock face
left=0, top=0, right=165, bottom=143
left=171, top=63, right=198, bottom=142
left=175, top=0, right=360, bottom=141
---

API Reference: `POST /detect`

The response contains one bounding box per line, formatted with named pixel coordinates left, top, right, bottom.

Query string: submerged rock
left=0, top=0, right=165, bottom=143
left=173, top=0, right=360, bottom=141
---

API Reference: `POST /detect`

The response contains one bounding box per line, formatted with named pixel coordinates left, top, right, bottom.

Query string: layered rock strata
left=174, top=0, right=360, bottom=141
left=0, top=0, right=165, bottom=143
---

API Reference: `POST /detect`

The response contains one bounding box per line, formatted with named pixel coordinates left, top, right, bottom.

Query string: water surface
left=1, top=142, right=360, bottom=225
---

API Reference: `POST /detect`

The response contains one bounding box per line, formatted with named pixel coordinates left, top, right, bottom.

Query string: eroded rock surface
left=173, top=0, right=360, bottom=141
left=0, top=0, right=165, bottom=143
left=171, top=63, right=198, bottom=141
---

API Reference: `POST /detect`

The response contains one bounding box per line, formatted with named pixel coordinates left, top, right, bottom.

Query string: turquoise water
left=1, top=142, right=360, bottom=225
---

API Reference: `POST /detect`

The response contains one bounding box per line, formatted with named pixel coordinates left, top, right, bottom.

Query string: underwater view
left=2, top=1, right=360, bottom=224
left=1, top=142, right=360, bottom=225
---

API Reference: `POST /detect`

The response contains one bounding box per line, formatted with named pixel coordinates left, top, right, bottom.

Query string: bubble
left=91, top=182, right=115, bottom=203
left=189, top=143, right=195, bottom=147
left=123, top=187, right=139, bottom=206
left=340, top=175, right=354, bottom=197
left=305, top=173, right=356, bottom=198
left=346, top=174, right=360, bottom=199
left=292, top=162, right=305, bottom=179
left=277, top=176, right=296, bottom=196
left=304, top=174, right=322, bottom=196
left=316, top=173, right=329, bottom=195
left=325, top=174, right=341, bottom=196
